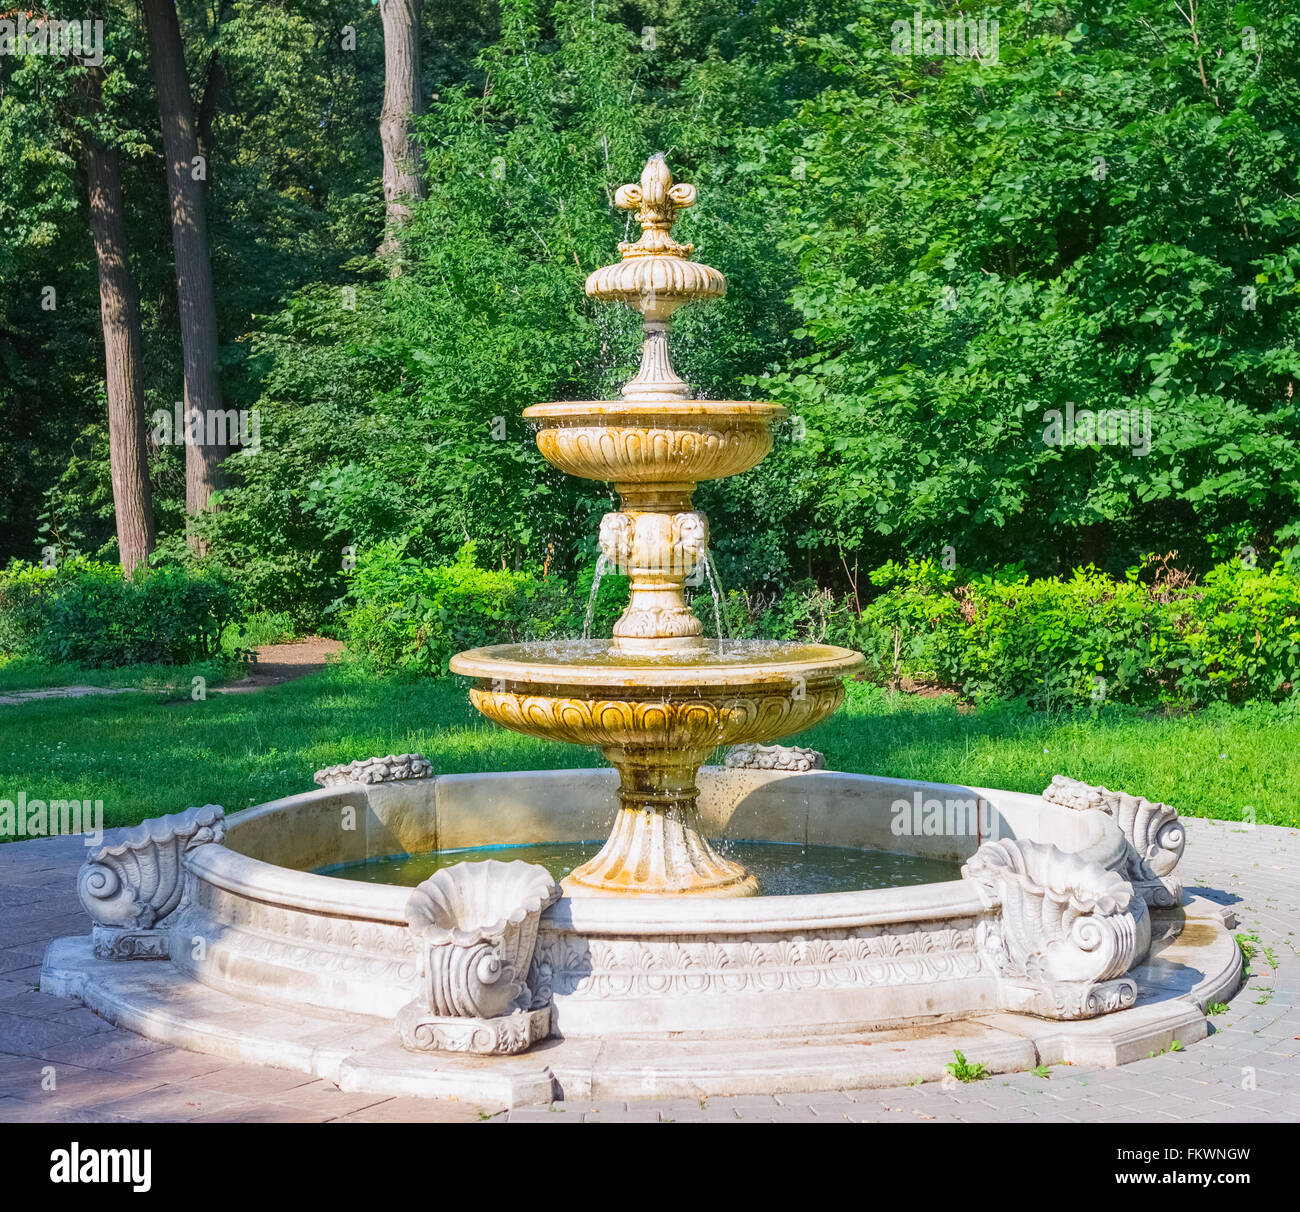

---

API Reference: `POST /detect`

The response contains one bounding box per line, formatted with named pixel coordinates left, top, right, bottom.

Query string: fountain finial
left=614, top=154, right=697, bottom=258
left=586, top=154, right=726, bottom=394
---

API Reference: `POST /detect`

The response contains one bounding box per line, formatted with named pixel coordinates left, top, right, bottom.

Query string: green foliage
left=188, top=0, right=853, bottom=617
left=756, top=1, right=1300, bottom=576
left=221, top=610, right=298, bottom=653
left=945, top=1049, right=989, bottom=1082
left=0, top=559, right=239, bottom=667
left=342, top=541, right=578, bottom=673
left=856, top=556, right=1300, bottom=708
left=718, top=580, right=857, bottom=643
left=7, top=0, right=1300, bottom=662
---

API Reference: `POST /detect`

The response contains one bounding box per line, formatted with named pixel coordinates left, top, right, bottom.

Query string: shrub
left=342, top=542, right=581, bottom=674
left=0, top=560, right=240, bottom=667
left=0, top=562, right=59, bottom=655
left=853, top=557, right=1300, bottom=709
left=718, top=579, right=858, bottom=644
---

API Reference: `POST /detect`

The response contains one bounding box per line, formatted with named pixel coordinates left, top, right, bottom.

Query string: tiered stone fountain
left=451, top=153, right=862, bottom=899
left=41, top=157, right=1241, bottom=1106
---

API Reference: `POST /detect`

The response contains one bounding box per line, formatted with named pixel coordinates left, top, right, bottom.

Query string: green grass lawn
left=0, top=663, right=1296, bottom=835
left=0, top=654, right=243, bottom=695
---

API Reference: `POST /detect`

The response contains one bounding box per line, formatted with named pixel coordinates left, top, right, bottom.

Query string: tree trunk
left=143, top=0, right=227, bottom=538
left=83, top=79, right=155, bottom=576
left=379, top=0, right=424, bottom=263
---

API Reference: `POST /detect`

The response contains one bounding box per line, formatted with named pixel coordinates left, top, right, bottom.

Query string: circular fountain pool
left=42, top=762, right=1241, bottom=1104
left=318, top=840, right=962, bottom=896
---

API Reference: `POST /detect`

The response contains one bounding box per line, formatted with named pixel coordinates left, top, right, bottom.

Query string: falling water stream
left=582, top=553, right=610, bottom=640
left=699, top=550, right=727, bottom=640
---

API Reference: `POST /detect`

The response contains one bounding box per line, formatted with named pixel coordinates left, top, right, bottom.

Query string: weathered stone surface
left=962, top=837, right=1150, bottom=1019
left=1044, top=774, right=1185, bottom=907
left=6, top=813, right=1288, bottom=1119
left=398, top=860, right=558, bottom=1055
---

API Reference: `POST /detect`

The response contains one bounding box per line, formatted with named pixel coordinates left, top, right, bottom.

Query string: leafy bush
left=220, top=610, right=298, bottom=654
left=855, top=557, right=1300, bottom=709
left=1177, top=562, right=1300, bottom=704
left=0, top=559, right=120, bottom=656
left=342, top=542, right=581, bottom=674
left=0, top=560, right=240, bottom=667
left=718, top=579, right=858, bottom=644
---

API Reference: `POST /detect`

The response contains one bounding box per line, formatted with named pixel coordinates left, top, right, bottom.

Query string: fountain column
left=582, top=154, right=732, bottom=658
left=563, top=747, right=759, bottom=897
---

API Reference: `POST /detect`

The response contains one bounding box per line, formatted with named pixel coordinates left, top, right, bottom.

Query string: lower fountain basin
left=42, top=765, right=1241, bottom=1103
left=161, top=768, right=1130, bottom=1034
left=319, top=840, right=962, bottom=897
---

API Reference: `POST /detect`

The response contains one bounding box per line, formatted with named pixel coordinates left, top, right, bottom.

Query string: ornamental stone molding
left=1043, top=774, right=1185, bottom=908
left=599, top=510, right=710, bottom=644
left=396, top=860, right=559, bottom=1055
left=725, top=743, right=826, bottom=772
left=313, top=753, right=434, bottom=788
left=529, top=417, right=778, bottom=490
left=467, top=684, right=846, bottom=753
left=531, top=920, right=983, bottom=1004
left=961, top=838, right=1150, bottom=1021
left=77, top=804, right=225, bottom=960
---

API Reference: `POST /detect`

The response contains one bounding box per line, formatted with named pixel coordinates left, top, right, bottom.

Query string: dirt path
left=209, top=638, right=344, bottom=694
left=0, top=685, right=138, bottom=706
left=0, top=638, right=343, bottom=705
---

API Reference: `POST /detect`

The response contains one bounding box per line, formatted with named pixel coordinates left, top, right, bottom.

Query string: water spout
left=700, top=551, right=728, bottom=642
left=582, top=553, right=610, bottom=640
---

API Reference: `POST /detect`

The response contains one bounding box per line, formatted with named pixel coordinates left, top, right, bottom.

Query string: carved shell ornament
left=1043, top=774, right=1185, bottom=879
left=961, top=838, right=1149, bottom=987
left=725, top=744, right=826, bottom=772
left=405, top=860, right=559, bottom=1020
left=314, top=753, right=434, bottom=788
left=78, top=804, right=225, bottom=931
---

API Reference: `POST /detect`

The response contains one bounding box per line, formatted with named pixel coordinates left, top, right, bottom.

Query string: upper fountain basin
left=585, top=255, right=726, bottom=319
left=523, top=400, right=787, bottom=487
left=449, top=639, right=863, bottom=752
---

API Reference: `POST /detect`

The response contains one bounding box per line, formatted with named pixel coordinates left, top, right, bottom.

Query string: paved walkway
left=0, top=685, right=140, bottom=706
left=0, top=818, right=1295, bottom=1123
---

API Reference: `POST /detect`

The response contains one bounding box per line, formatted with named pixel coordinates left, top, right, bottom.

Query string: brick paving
left=0, top=817, right=1295, bottom=1123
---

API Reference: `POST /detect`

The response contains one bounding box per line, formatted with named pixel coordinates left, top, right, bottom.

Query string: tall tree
left=82, top=66, right=155, bottom=574
left=142, top=0, right=227, bottom=537
left=378, top=0, right=424, bottom=263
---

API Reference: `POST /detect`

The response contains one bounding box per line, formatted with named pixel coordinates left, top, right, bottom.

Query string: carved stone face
left=598, top=512, right=634, bottom=569
left=672, top=512, right=708, bottom=566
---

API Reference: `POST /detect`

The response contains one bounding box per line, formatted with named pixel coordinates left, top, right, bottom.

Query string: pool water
left=317, top=841, right=960, bottom=896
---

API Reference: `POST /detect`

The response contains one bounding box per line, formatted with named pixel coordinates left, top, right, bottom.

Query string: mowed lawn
left=0, top=663, right=1297, bottom=834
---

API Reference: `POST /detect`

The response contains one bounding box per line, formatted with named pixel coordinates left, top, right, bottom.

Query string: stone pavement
left=0, top=818, right=1295, bottom=1123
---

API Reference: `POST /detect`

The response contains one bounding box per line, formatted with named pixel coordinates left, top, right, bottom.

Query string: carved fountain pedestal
left=454, top=154, right=862, bottom=897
